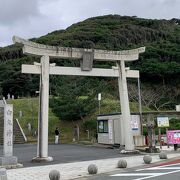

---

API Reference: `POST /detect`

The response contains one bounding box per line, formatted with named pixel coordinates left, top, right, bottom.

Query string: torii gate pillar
left=33, top=56, right=52, bottom=161
left=30, top=55, right=52, bottom=161
left=117, top=61, right=134, bottom=150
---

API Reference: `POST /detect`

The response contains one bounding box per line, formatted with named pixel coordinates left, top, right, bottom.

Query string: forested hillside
left=0, top=15, right=179, bottom=117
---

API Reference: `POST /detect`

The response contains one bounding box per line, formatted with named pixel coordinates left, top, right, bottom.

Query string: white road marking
left=136, top=167, right=180, bottom=171
left=112, top=163, right=180, bottom=179
left=111, top=173, right=163, bottom=177
left=136, top=162, right=180, bottom=171
left=133, top=169, right=180, bottom=180
left=156, top=167, right=180, bottom=170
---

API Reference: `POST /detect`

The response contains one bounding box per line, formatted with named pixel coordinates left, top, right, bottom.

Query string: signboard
left=3, top=104, right=13, bottom=157
left=167, top=130, right=180, bottom=144
left=131, top=116, right=139, bottom=130
left=157, top=117, right=169, bottom=127
left=98, top=93, right=101, bottom=101
left=176, top=105, right=180, bottom=112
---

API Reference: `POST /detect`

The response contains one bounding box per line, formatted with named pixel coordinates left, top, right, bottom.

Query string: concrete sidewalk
left=7, top=151, right=180, bottom=180
left=156, top=145, right=175, bottom=151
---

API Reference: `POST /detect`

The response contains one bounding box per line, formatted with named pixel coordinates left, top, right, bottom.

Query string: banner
left=167, top=130, right=180, bottom=144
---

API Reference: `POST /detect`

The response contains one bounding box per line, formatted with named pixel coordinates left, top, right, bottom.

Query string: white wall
left=97, top=114, right=141, bottom=145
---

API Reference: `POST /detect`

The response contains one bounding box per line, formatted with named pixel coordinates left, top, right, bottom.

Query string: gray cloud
left=0, top=0, right=40, bottom=26
left=0, top=0, right=180, bottom=47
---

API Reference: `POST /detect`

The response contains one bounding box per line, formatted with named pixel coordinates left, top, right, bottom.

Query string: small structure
left=0, top=99, right=18, bottom=167
left=97, top=111, right=180, bottom=148
left=159, top=152, right=167, bottom=159
left=0, top=168, right=7, bottom=180
left=7, top=94, right=10, bottom=100
left=49, top=170, right=60, bottom=180
left=117, top=159, right=127, bottom=168
left=143, top=155, right=152, bottom=164
left=97, top=113, right=145, bottom=146
left=88, top=164, right=98, bottom=174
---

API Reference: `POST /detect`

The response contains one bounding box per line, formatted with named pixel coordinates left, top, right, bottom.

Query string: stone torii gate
left=13, top=36, right=145, bottom=161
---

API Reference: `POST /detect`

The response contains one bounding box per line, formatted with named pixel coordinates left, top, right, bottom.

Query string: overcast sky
left=0, top=0, right=179, bottom=47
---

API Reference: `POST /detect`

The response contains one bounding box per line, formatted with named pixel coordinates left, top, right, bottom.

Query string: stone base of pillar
left=120, top=149, right=140, bottom=154
left=32, top=156, right=53, bottom=163
left=0, top=156, right=23, bottom=168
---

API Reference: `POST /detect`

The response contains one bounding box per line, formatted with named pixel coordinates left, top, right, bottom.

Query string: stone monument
left=0, top=99, right=18, bottom=168
left=7, top=94, right=10, bottom=100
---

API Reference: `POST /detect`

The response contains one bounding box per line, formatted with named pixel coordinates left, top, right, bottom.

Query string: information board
left=131, top=116, right=139, bottom=130
left=157, top=117, right=169, bottom=127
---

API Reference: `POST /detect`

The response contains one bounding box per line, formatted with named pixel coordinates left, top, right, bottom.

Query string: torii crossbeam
left=13, top=36, right=145, bottom=162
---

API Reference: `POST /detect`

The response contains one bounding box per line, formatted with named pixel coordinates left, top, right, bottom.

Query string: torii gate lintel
left=13, top=36, right=145, bottom=61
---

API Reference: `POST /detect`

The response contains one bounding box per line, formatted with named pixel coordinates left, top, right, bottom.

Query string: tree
left=50, top=77, right=105, bottom=121
left=50, top=95, right=96, bottom=121
left=128, top=83, right=176, bottom=111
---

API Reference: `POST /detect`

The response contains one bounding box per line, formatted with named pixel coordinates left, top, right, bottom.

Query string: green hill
left=0, top=15, right=180, bottom=117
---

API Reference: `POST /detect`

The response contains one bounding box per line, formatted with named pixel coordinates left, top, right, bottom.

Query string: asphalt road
left=0, top=143, right=132, bottom=167
left=87, top=161, right=180, bottom=180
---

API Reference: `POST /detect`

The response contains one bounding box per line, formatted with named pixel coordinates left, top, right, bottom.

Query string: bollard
left=49, top=170, right=60, bottom=180
left=143, top=155, right=152, bottom=164
left=159, top=152, right=168, bottom=159
left=117, top=159, right=127, bottom=168
left=0, top=168, right=7, bottom=180
left=88, top=164, right=98, bottom=174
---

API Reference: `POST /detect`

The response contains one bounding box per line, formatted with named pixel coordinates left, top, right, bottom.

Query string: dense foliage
left=49, top=77, right=106, bottom=121
left=0, top=15, right=179, bottom=118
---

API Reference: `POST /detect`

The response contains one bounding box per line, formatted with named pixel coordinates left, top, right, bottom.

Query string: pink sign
left=167, top=130, right=180, bottom=144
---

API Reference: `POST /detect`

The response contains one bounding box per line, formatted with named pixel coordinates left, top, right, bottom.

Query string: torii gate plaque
left=13, top=36, right=145, bottom=161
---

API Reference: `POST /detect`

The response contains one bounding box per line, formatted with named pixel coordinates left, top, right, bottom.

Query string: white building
left=97, top=113, right=145, bottom=146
